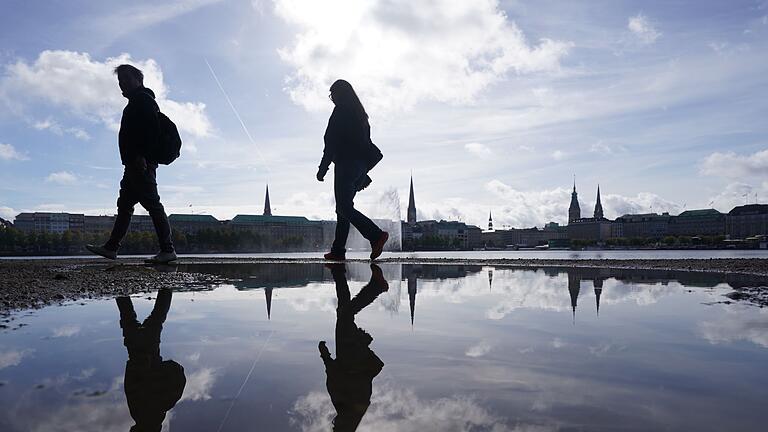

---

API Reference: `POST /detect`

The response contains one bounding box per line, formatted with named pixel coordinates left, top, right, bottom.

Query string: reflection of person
left=87, top=64, right=176, bottom=264
left=319, top=263, right=388, bottom=431
left=116, top=288, right=186, bottom=432
left=317, top=79, right=389, bottom=261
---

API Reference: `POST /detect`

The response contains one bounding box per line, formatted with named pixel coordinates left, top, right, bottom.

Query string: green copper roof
left=231, top=214, right=317, bottom=225
left=169, top=214, right=220, bottom=222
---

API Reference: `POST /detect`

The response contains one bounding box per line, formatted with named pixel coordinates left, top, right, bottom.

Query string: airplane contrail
left=204, top=58, right=271, bottom=176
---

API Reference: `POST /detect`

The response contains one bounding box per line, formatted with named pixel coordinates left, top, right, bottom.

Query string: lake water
left=0, top=263, right=767, bottom=431
left=3, top=249, right=768, bottom=260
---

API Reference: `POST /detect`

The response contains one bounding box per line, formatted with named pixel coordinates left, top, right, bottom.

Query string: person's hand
left=316, top=167, right=327, bottom=182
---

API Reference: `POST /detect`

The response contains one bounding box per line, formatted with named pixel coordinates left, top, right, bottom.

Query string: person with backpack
left=87, top=64, right=180, bottom=264
left=317, top=79, right=389, bottom=261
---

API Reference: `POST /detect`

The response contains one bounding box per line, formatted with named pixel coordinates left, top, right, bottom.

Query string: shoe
left=370, top=231, right=389, bottom=260
left=324, top=252, right=346, bottom=261
left=145, top=251, right=178, bottom=264
left=370, top=263, right=389, bottom=292
left=86, top=244, right=117, bottom=260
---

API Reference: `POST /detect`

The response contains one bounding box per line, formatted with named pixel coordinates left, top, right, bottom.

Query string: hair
left=330, top=79, right=368, bottom=122
left=113, top=64, right=144, bottom=82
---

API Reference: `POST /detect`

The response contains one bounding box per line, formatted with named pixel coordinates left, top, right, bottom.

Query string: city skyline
left=2, top=1, right=768, bottom=229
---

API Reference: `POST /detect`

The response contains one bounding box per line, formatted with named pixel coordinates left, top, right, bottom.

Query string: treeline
left=0, top=227, right=316, bottom=256
left=571, top=235, right=727, bottom=249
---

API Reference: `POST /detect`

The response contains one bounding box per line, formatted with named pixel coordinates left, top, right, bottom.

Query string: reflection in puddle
left=0, top=263, right=767, bottom=431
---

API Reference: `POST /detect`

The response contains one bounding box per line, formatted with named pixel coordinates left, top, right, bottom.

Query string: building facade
left=168, top=214, right=221, bottom=234
left=726, top=204, right=768, bottom=239
left=14, top=212, right=84, bottom=233
left=615, top=213, right=671, bottom=238
left=668, top=209, right=725, bottom=237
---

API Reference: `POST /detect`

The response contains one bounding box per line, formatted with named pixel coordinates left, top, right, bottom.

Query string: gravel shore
left=1, top=257, right=767, bottom=313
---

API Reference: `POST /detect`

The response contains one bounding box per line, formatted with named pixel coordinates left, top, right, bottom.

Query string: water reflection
left=1, top=264, right=767, bottom=431
left=320, top=264, right=387, bottom=431
left=116, top=288, right=186, bottom=431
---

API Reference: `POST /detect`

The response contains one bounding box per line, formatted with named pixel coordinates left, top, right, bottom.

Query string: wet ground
left=1, top=262, right=767, bottom=431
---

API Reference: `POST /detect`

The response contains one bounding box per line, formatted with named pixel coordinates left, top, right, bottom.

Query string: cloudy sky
left=1, top=0, right=767, bottom=228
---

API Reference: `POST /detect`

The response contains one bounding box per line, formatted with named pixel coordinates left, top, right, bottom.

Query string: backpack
left=152, top=112, right=182, bottom=165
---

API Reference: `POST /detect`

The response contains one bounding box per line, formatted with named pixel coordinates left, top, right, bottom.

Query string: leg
left=105, top=170, right=139, bottom=252
left=331, top=211, right=351, bottom=255
left=137, top=167, right=175, bottom=253
left=116, top=296, right=140, bottom=331
left=334, top=164, right=382, bottom=244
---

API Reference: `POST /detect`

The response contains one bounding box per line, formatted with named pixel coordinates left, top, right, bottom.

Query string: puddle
left=0, top=263, right=767, bottom=431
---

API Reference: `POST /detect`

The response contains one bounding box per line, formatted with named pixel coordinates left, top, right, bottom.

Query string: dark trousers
left=332, top=162, right=382, bottom=255
left=106, top=166, right=174, bottom=253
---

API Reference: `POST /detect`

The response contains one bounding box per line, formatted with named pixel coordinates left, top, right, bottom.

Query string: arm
left=144, top=288, right=172, bottom=327
left=134, top=95, right=160, bottom=165
left=318, top=109, right=340, bottom=180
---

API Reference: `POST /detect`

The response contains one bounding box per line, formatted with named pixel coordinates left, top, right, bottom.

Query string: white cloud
left=699, top=307, right=768, bottom=348
left=46, top=171, right=78, bottom=185
left=275, top=0, right=571, bottom=114
left=700, top=149, right=768, bottom=179
left=628, top=13, right=661, bottom=45
left=180, top=367, right=217, bottom=401
left=466, top=340, right=493, bottom=357
left=551, top=150, right=566, bottom=160
left=0, top=142, right=28, bottom=160
left=290, top=383, right=553, bottom=432
left=0, top=349, right=32, bottom=369
left=481, top=180, right=680, bottom=227
left=52, top=325, right=81, bottom=338
left=0, top=206, right=16, bottom=220
left=33, top=118, right=91, bottom=140
left=464, top=142, right=493, bottom=159
left=589, top=141, right=626, bottom=155
left=1, top=50, right=212, bottom=139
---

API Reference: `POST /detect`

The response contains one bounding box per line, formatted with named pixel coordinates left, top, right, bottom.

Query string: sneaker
left=144, top=251, right=177, bottom=264
left=324, top=252, right=346, bottom=261
left=86, top=244, right=117, bottom=260
left=370, top=231, right=389, bottom=260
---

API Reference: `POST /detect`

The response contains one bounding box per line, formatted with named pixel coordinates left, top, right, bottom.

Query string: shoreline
left=1, top=257, right=767, bottom=315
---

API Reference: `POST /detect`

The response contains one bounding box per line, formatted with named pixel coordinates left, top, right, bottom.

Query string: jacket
left=119, top=86, right=160, bottom=165
left=320, top=106, right=376, bottom=172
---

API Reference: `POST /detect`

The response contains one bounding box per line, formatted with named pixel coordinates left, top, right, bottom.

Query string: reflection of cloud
left=290, top=382, right=554, bottom=432
left=698, top=306, right=768, bottom=348
left=52, top=324, right=81, bottom=338
left=0, top=349, right=32, bottom=369
left=551, top=338, right=567, bottom=349
left=466, top=340, right=493, bottom=358
left=588, top=342, right=626, bottom=357
left=180, top=367, right=217, bottom=402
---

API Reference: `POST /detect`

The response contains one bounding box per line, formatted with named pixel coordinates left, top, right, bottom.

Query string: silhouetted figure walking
left=317, top=80, right=389, bottom=261
left=87, top=64, right=177, bottom=264
left=319, top=263, right=388, bottom=431
left=116, top=289, right=186, bottom=432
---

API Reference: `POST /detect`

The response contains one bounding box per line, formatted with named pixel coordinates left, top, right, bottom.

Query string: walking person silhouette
left=317, top=80, right=389, bottom=261
left=87, top=64, right=177, bottom=264
left=319, top=263, right=388, bottom=431
left=116, top=288, right=186, bottom=432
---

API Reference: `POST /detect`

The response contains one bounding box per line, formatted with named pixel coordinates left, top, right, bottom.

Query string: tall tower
left=407, top=175, right=417, bottom=225
left=488, top=211, right=493, bottom=231
left=264, top=287, right=273, bottom=320
left=408, top=273, right=417, bottom=326
left=263, top=184, right=272, bottom=216
left=568, top=177, right=581, bottom=223
left=568, top=271, right=581, bottom=324
left=593, top=278, right=603, bottom=317
left=594, top=185, right=604, bottom=219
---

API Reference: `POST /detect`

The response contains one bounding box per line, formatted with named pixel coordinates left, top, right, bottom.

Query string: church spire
left=407, top=274, right=417, bottom=326
left=263, top=184, right=272, bottom=216
left=568, top=176, right=581, bottom=223
left=488, top=211, right=493, bottom=231
left=594, top=278, right=603, bottom=317
left=407, top=175, right=417, bottom=225
left=594, top=185, right=604, bottom=219
left=568, top=271, right=581, bottom=325
left=265, top=287, right=273, bottom=320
